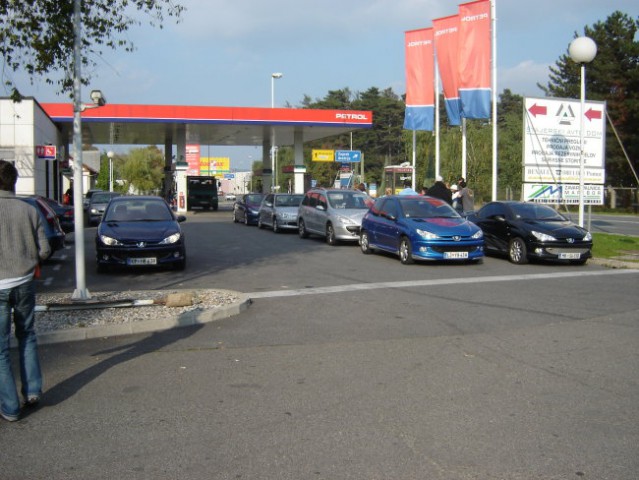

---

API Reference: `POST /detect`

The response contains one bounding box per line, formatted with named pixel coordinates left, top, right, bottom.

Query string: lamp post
left=270, top=72, right=283, bottom=191
left=569, top=36, right=597, bottom=228
left=107, top=150, right=114, bottom=192
left=71, top=0, right=106, bottom=301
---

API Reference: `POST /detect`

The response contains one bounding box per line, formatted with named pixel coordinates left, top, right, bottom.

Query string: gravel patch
left=34, top=289, right=240, bottom=333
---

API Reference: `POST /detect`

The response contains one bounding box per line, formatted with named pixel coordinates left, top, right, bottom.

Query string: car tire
left=244, top=212, right=249, bottom=225
left=326, top=223, right=337, bottom=245
left=272, top=218, right=279, bottom=233
left=399, top=236, right=414, bottom=265
left=232, top=211, right=238, bottom=223
left=360, top=231, right=372, bottom=254
left=175, top=258, right=186, bottom=271
left=508, top=238, right=529, bottom=264
left=298, top=219, right=309, bottom=239
left=258, top=217, right=264, bottom=229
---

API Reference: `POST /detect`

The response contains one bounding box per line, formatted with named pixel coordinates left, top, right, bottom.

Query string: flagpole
left=462, top=118, right=467, bottom=180
left=435, top=61, right=440, bottom=180
left=491, top=0, right=498, bottom=201
left=412, top=130, right=416, bottom=190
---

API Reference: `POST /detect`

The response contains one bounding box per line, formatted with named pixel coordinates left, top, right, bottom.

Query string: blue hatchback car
left=359, top=195, right=484, bottom=264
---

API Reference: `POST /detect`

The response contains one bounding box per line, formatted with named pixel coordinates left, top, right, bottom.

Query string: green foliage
left=592, top=232, right=639, bottom=260
left=539, top=11, right=639, bottom=187
left=0, top=0, right=184, bottom=100
left=119, top=146, right=165, bottom=194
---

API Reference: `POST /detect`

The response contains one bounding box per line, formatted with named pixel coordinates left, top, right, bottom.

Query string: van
left=187, top=176, right=218, bottom=211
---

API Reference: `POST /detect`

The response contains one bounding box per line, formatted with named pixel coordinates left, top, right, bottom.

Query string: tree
left=119, top=146, right=165, bottom=194
left=0, top=0, right=185, bottom=100
left=539, top=11, right=639, bottom=186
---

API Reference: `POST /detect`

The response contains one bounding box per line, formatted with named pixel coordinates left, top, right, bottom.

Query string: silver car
left=257, top=193, right=304, bottom=232
left=89, top=191, right=121, bottom=226
left=297, top=188, right=371, bottom=245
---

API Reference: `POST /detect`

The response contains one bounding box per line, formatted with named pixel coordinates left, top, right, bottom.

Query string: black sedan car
left=467, top=201, right=592, bottom=265
left=95, top=196, right=186, bottom=272
left=232, top=193, right=265, bottom=225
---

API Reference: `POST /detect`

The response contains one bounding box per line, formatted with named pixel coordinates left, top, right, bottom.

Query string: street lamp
left=107, top=150, right=114, bottom=192
left=71, top=0, right=107, bottom=301
left=271, top=72, right=283, bottom=108
left=271, top=72, right=283, bottom=191
left=569, top=36, right=597, bottom=228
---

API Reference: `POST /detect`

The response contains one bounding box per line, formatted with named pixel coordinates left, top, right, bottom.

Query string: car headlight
left=416, top=229, right=440, bottom=240
left=159, top=233, right=181, bottom=245
left=99, top=235, right=122, bottom=246
left=531, top=230, right=557, bottom=242
left=249, top=209, right=259, bottom=215
left=335, top=215, right=356, bottom=225
left=90, top=208, right=99, bottom=214
left=471, top=230, right=484, bottom=239
left=583, top=232, right=592, bottom=241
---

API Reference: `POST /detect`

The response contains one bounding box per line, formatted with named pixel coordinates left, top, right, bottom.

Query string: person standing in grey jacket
left=0, top=160, right=51, bottom=422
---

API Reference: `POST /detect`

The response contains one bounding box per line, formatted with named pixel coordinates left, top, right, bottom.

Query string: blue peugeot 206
left=359, top=195, right=484, bottom=264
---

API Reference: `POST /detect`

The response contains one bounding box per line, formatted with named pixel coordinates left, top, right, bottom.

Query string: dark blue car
left=95, top=196, right=186, bottom=272
left=359, top=195, right=484, bottom=264
left=232, top=193, right=265, bottom=225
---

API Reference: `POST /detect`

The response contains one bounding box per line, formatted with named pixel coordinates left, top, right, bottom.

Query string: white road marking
left=248, top=269, right=639, bottom=300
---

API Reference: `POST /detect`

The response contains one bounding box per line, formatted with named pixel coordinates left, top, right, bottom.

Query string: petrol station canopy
left=41, top=103, right=373, bottom=147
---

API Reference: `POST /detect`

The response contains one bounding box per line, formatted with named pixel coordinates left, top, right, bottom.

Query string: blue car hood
left=406, top=217, right=480, bottom=235
left=99, top=221, right=181, bottom=242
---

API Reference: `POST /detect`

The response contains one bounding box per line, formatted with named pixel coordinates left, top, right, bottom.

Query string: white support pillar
left=294, top=129, right=305, bottom=193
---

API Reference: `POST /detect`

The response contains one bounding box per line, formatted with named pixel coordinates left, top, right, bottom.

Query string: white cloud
left=498, top=60, right=550, bottom=98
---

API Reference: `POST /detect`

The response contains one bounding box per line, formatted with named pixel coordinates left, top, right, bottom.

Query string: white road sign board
left=523, top=97, right=606, bottom=184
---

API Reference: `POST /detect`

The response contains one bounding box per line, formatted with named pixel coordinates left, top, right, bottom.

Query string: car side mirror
left=383, top=212, right=396, bottom=221
left=491, top=214, right=506, bottom=222
left=177, top=215, right=187, bottom=222
left=316, top=205, right=326, bottom=211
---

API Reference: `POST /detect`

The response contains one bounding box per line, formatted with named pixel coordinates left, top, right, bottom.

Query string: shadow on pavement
left=39, top=323, right=204, bottom=407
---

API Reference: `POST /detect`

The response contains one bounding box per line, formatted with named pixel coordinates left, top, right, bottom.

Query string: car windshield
left=92, top=193, right=117, bottom=203
left=510, top=203, right=567, bottom=221
left=105, top=200, right=172, bottom=222
left=327, top=191, right=369, bottom=209
left=274, top=194, right=304, bottom=207
left=246, top=195, right=264, bottom=206
left=399, top=197, right=459, bottom=219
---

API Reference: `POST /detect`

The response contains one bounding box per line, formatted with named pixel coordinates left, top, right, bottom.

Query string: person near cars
left=451, top=184, right=463, bottom=213
left=0, top=160, right=51, bottom=422
left=426, top=175, right=452, bottom=205
left=457, top=177, right=475, bottom=214
left=63, top=187, right=73, bottom=205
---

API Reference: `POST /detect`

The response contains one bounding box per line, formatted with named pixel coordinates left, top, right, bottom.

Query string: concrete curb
left=589, top=257, right=639, bottom=269
left=34, top=292, right=252, bottom=346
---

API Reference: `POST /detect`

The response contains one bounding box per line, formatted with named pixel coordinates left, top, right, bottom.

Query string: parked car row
left=233, top=188, right=593, bottom=266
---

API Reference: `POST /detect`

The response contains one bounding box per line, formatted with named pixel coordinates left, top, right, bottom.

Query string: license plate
left=128, top=257, right=157, bottom=265
left=444, top=251, right=468, bottom=259
left=559, top=252, right=581, bottom=260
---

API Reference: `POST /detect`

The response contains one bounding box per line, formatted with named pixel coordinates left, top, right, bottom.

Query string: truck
left=187, top=176, right=219, bottom=211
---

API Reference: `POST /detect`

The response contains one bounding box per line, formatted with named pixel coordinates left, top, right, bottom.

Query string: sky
left=7, top=0, right=639, bottom=169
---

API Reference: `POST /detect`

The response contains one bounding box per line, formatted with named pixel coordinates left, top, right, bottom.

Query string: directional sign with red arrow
left=585, top=108, right=602, bottom=121
left=528, top=103, right=547, bottom=117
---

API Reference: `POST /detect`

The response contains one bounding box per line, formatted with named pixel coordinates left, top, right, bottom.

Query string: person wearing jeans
left=0, top=160, right=51, bottom=422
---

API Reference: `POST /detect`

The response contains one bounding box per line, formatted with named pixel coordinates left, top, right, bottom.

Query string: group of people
left=425, top=175, right=474, bottom=214
left=386, top=176, right=474, bottom=214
